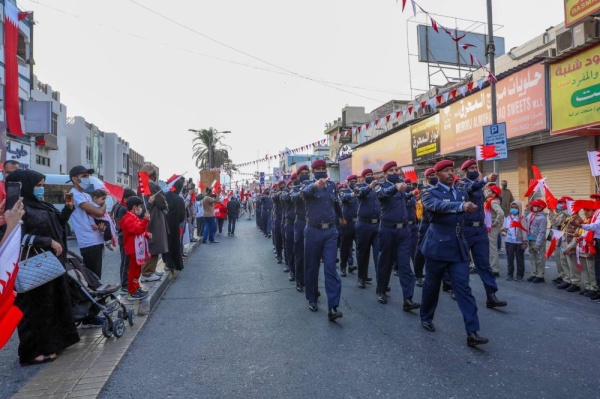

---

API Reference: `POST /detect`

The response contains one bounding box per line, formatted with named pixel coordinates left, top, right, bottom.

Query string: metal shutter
left=532, top=138, right=592, bottom=199
left=481, top=150, right=520, bottom=198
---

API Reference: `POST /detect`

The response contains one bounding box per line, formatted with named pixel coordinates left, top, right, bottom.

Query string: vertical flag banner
left=0, top=226, right=23, bottom=349
left=587, top=151, right=600, bottom=177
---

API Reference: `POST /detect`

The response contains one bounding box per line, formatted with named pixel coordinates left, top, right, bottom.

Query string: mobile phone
left=5, top=181, right=21, bottom=210
left=65, top=192, right=74, bottom=201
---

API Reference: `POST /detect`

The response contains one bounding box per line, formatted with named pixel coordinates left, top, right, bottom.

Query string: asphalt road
left=100, top=219, right=600, bottom=399
left=0, top=238, right=122, bottom=398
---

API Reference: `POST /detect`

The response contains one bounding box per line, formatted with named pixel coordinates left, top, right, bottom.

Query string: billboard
left=411, top=114, right=441, bottom=163
left=440, top=63, right=547, bottom=154
left=564, top=0, right=600, bottom=28
left=417, top=25, right=505, bottom=67
left=550, top=45, right=600, bottom=134
left=352, top=128, right=412, bottom=173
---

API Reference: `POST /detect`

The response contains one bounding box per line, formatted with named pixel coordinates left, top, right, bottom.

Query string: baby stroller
left=65, top=250, right=134, bottom=338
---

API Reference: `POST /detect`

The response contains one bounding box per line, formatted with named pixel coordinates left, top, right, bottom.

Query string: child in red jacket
left=119, top=196, right=152, bottom=300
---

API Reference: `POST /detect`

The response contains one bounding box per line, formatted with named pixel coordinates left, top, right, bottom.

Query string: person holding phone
left=5, top=169, right=80, bottom=366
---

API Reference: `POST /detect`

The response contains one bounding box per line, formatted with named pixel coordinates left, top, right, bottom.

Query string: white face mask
left=532, top=206, right=540, bottom=213
left=79, top=177, right=91, bottom=189
left=135, top=207, right=143, bottom=215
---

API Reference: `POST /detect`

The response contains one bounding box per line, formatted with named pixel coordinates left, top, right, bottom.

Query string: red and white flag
left=211, top=179, right=221, bottom=195
left=3, top=3, right=29, bottom=137
left=475, top=145, right=498, bottom=161
left=401, top=166, right=418, bottom=182
left=0, top=225, right=23, bottom=349
left=138, top=171, right=151, bottom=196
left=587, top=151, right=600, bottom=177
left=103, top=181, right=125, bottom=202
left=524, top=165, right=558, bottom=210
left=545, top=229, right=565, bottom=259
left=134, top=234, right=150, bottom=266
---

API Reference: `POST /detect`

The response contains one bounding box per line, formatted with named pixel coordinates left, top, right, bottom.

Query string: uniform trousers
left=339, top=220, right=356, bottom=269
left=488, top=224, right=503, bottom=273
left=528, top=239, right=547, bottom=277
left=420, top=257, right=480, bottom=333
left=376, top=225, right=416, bottom=301
left=284, top=222, right=295, bottom=274
left=304, top=225, right=341, bottom=309
left=464, top=226, right=498, bottom=295
left=294, top=220, right=306, bottom=287
left=261, top=210, right=272, bottom=235
left=580, top=255, right=598, bottom=291
left=554, top=240, right=569, bottom=280
left=563, top=250, right=581, bottom=286
left=355, top=222, right=379, bottom=280
left=273, top=218, right=283, bottom=257
left=408, top=224, right=418, bottom=267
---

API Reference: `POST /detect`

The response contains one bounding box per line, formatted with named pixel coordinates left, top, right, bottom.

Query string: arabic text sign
left=411, top=114, right=440, bottom=163
left=482, top=123, right=508, bottom=161
left=564, top=0, right=600, bottom=28
left=550, top=45, right=600, bottom=134
left=352, top=127, right=411, bottom=173
left=440, top=63, right=547, bottom=154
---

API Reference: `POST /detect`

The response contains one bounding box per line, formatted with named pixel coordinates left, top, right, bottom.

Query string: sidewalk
left=10, top=240, right=201, bottom=399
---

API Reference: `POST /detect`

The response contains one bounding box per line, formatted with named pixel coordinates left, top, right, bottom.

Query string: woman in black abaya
left=6, top=170, right=80, bottom=365
left=163, top=177, right=186, bottom=271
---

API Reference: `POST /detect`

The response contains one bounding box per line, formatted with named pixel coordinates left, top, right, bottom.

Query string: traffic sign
left=259, top=172, right=265, bottom=185
left=482, top=122, right=508, bottom=161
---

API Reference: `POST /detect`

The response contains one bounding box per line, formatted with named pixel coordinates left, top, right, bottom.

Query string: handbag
left=15, top=234, right=65, bottom=294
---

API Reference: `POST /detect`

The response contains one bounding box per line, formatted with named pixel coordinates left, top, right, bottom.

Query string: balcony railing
left=37, top=134, right=58, bottom=150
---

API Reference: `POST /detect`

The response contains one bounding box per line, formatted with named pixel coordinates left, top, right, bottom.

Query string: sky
left=19, top=0, right=565, bottom=181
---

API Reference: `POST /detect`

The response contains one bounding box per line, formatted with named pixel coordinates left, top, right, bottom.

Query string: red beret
left=297, top=165, right=309, bottom=174
left=425, top=168, right=436, bottom=177
left=290, top=173, right=298, bottom=180
left=278, top=180, right=285, bottom=186
left=489, top=185, right=501, bottom=196
left=590, top=193, right=600, bottom=200
left=346, top=174, right=358, bottom=181
left=461, top=159, right=477, bottom=170
left=382, top=161, right=397, bottom=173
left=559, top=196, right=574, bottom=202
left=404, top=179, right=412, bottom=184
left=311, top=159, right=327, bottom=169
left=433, top=159, right=454, bottom=171
left=528, top=199, right=547, bottom=209
left=361, top=168, right=373, bottom=177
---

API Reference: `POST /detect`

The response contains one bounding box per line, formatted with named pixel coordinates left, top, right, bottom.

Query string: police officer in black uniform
left=291, top=165, right=310, bottom=293
left=420, top=159, right=489, bottom=347
left=339, top=174, right=359, bottom=277
left=281, top=175, right=297, bottom=281
left=355, top=168, right=380, bottom=288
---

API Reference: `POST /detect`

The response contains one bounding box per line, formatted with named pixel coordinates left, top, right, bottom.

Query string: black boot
left=486, top=293, right=507, bottom=308
left=467, top=332, right=489, bottom=346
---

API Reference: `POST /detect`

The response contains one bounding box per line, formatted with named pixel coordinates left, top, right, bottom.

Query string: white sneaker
left=154, top=271, right=164, bottom=277
left=141, top=274, right=161, bottom=282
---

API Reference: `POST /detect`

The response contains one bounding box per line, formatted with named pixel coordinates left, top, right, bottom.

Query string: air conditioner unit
left=573, top=19, right=600, bottom=47
left=556, top=27, right=574, bottom=55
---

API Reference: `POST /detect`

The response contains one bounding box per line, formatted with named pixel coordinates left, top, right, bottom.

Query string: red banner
left=3, top=3, right=26, bottom=137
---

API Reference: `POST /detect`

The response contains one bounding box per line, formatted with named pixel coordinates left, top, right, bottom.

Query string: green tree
left=190, top=127, right=233, bottom=170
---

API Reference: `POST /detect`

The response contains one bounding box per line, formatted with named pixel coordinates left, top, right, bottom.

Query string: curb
left=11, top=241, right=201, bottom=399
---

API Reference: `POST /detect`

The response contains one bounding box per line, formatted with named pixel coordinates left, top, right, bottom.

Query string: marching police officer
left=355, top=169, right=380, bottom=288
left=260, top=189, right=273, bottom=238
left=405, top=178, right=419, bottom=274
left=455, top=159, right=507, bottom=308
left=375, top=161, right=420, bottom=311
left=339, top=174, right=359, bottom=277
left=420, top=159, right=489, bottom=346
left=291, top=165, right=311, bottom=293
left=272, top=182, right=285, bottom=264
left=281, top=175, right=297, bottom=281
left=414, top=168, right=437, bottom=287
left=301, top=159, right=344, bottom=321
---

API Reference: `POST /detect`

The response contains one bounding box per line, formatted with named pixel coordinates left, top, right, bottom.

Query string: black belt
left=307, top=220, right=336, bottom=230
left=295, top=217, right=306, bottom=222
left=345, top=217, right=358, bottom=222
left=464, top=221, right=485, bottom=227
left=380, top=220, right=407, bottom=229
left=359, top=217, right=380, bottom=224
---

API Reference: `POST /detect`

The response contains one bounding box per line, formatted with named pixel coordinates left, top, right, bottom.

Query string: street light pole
left=486, top=0, right=499, bottom=174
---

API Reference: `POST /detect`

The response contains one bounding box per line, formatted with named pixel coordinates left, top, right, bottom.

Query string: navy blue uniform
left=414, top=184, right=435, bottom=279
left=272, top=190, right=284, bottom=259
left=420, top=183, right=480, bottom=332
left=281, top=187, right=295, bottom=276
left=339, top=187, right=358, bottom=271
left=301, top=180, right=342, bottom=309
left=455, top=177, right=499, bottom=295
left=255, top=197, right=262, bottom=229
left=355, top=182, right=380, bottom=281
left=376, top=181, right=416, bottom=301
left=260, top=195, right=272, bottom=236
left=405, top=189, right=419, bottom=267
left=291, top=183, right=307, bottom=289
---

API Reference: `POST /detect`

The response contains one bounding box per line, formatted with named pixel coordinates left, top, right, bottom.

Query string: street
left=0, top=239, right=122, bottom=399
left=100, top=218, right=600, bottom=399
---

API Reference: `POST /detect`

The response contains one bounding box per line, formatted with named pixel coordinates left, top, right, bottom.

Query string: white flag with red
left=0, top=225, right=23, bottom=349
left=475, top=145, right=498, bottom=161
left=211, top=180, right=221, bottom=195
left=587, top=151, right=600, bottom=177
left=401, top=166, right=418, bottom=182
left=545, top=229, right=565, bottom=259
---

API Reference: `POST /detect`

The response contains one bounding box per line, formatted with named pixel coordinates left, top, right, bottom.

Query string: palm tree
left=190, top=127, right=233, bottom=170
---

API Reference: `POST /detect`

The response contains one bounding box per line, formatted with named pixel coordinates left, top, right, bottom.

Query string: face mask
left=467, top=171, right=479, bottom=181
left=293, top=180, right=300, bottom=186
left=428, top=177, right=438, bottom=186
left=532, top=206, right=540, bottom=212
left=365, top=177, right=375, bottom=184
left=387, top=174, right=400, bottom=183
left=299, top=174, right=310, bottom=182
left=33, top=187, right=44, bottom=200
left=349, top=182, right=356, bottom=190
left=79, top=177, right=91, bottom=189
left=510, top=208, right=519, bottom=215
left=501, top=184, right=507, bottom=190
left=557, top=204, right=565, bottom=211
left=135, top=207, right=143, bottom=215
left=314, top=171, right=328, bottom=180
left=406, top=186, right=414, bottom=192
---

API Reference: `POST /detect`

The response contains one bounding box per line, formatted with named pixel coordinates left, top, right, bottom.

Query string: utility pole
left=486, top=0, right=499, bottom=174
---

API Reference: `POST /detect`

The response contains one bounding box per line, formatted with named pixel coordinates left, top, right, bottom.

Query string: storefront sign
left=411, top=114, right=440, bottom=163
left=352, top=127, right=411, bottom=173
left=441, top=63, right=547, bottom=154
left=550, top=45, right=600, bottom=134
left=564, top=0, right=600, bottom=28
